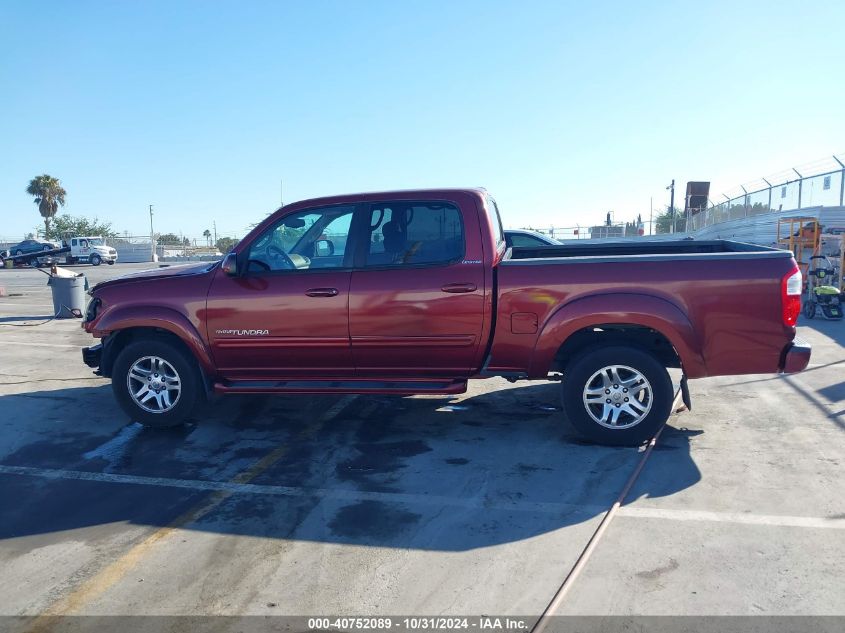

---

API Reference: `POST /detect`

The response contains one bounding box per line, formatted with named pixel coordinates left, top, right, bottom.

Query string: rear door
left=348, top=197, right=486, bottom=377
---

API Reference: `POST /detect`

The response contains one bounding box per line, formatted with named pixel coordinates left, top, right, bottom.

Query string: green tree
left=46, top=215, right=117, bottom=240
left=215, top=237, right=240, bottom=253
left=654, top=206, right=685, bottom=234
left=26, top=174, right=67, bottom=236
left=157, top=232, right=183, bottom=245
left=203, top=229, right=212, bottom=245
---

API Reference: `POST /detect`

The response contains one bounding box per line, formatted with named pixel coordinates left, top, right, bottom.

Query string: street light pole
left=649, top=196, right=653, bottom=235
left=666, top=179, right=675, bottom=233
left=149, top=205, right=155, bottom=262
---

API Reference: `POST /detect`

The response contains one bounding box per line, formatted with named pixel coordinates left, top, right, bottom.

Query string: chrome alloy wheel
left=127, top=356, right=181, bottom=413
left=582, top=364, right=653, bottom=429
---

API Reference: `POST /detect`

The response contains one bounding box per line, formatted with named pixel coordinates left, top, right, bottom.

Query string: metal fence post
left=793, top=169, right=803, bottom=209
left=841, top=169, right=845, bottom=207
left=834, top=155, right=845, bottom=206
left=763, top=178, right=772, bottom=213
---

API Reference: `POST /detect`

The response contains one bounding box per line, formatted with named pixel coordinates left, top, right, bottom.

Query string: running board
left=214, top=378, right=468, bottom=395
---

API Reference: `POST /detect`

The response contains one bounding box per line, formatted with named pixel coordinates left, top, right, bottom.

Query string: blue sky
left=1, top=0, right=843, bottom=239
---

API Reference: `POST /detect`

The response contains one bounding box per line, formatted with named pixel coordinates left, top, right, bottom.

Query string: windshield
left=86, top=238, right=104, bottom=246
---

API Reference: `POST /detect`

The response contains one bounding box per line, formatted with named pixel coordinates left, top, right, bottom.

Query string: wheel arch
left=94, top=307, right=215, bottom=379
left=529, top=293, right=706, bottom=378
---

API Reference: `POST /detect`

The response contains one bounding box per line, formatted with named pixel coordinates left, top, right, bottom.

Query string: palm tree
left=203, top=229, right=211, bottom=246
left=26, top=175, right=67, bottom=237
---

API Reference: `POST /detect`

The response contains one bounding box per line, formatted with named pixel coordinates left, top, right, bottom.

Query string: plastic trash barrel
left=48, top=274, right=86, bottom=318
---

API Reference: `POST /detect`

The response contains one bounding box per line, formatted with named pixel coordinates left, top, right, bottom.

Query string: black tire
left=67, top=256, right=76, bottom=265
left=803, top=300, right=816, bottom=319
left=90, top=254, right=101, bottom=266
left=15, top=250, right=23, bottom=256
left=561, top=345, right=673, bottom=446
left=42, top=244, right=51, bottom=252
left=112, top=338, right=202, bottom=428
left=107, top=260, right=115, bottom=265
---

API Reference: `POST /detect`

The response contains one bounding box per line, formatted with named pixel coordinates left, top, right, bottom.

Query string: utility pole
left=666, top=180, right=675, bottom=233
left=149, top=205, right=156, bottom=262
left=650, top=196, right=653, bottom=235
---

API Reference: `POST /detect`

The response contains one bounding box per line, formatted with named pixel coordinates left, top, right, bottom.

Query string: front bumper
left=780, top=338, right=812, bottom=374
left=82, top=343, right=103, bottom=369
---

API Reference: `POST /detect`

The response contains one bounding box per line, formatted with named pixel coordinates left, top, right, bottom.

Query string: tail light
left=781, top=265, right=802, bottom=327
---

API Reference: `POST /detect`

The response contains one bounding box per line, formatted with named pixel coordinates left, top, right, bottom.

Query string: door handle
left=305, top=287, right=339, bottom=297
left=441, top=282, right=477, bottom=294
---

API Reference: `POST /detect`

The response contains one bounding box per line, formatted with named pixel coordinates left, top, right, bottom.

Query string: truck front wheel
left=112, top=339, right=202, bottom=428
left=90, top=254, right=101, bottom=266
left=561, top=345, right=673, bottom=446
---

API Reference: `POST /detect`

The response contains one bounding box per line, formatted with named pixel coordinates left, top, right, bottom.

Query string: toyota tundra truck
left=81, top=188, right=811, bottom=445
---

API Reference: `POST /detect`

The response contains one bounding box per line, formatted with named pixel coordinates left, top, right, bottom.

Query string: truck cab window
left=366, top=202, right=463, bottom=266
left=246, top=204, right=354, bottom=273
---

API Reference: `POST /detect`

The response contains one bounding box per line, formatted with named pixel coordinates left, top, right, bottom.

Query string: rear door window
left=365, top=201, right=464, bottom=267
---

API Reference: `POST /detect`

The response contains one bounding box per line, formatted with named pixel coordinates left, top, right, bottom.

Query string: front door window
left=246, top=205, right=355, bottom=273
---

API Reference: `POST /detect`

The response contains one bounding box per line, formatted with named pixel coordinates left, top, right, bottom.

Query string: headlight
left=85, top=297, right=101, bottom=322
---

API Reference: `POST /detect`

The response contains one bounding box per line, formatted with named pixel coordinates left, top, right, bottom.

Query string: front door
left=206, top=204, right=357, bottom=379
left=348, top=200, right=486, bottom=377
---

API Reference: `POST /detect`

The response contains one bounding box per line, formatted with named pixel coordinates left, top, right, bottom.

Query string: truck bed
left=506, top=239, right=788, bottom=262
left=490, top=239, right=797, bottom=381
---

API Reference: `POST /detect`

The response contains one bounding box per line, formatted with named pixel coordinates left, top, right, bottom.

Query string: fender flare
left=528, top=293, right=707, bottom=379
left=92, top=305, right=215, bottom=375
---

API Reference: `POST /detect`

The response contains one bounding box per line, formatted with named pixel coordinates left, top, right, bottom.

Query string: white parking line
left=2, top=464, right=843, bottom=530
left=616, top=505, right=843, bottom=530
left=0, top=341, right=80, bottom=348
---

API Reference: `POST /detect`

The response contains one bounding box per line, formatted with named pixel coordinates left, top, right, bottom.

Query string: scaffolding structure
left=777, top=217, right=821, bottom=281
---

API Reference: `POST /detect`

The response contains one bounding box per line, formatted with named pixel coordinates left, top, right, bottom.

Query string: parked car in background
left=8, top=238, right=61, bottom=256
left=82, top=187, right=810, bottom=446
left=504, top=229, right=559, bottom=248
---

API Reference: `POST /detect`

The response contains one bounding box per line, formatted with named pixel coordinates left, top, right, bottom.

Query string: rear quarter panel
left=489, top=254, right=797, bottom=379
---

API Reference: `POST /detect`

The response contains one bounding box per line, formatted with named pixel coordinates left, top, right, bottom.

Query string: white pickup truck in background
left=63, top=236, right=118, bottom=266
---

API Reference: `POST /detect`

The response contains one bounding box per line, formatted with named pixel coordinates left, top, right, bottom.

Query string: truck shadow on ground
left=0, top=382, right=702, bottom=551
left=0, top=314, right=54, bottom=323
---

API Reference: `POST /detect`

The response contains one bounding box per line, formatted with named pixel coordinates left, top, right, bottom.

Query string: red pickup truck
left=82, top=188, right=810, bottom=445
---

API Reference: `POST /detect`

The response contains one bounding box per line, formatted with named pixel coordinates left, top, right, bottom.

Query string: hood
left=93, top=261, right=218, bottom=290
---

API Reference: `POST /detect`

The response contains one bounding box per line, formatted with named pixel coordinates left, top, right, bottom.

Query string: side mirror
left=315, top=239, right=335, bottom=257
left=221, top=253, right=238, bottom=276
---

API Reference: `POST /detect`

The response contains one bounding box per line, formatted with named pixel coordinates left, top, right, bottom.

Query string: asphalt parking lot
left=0, top=262, right=843, bottom=621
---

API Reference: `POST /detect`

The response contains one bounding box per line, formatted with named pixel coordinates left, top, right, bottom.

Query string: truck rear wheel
left=561, top=345, right=672, bottom=446
left=112, top=339, right=202, bottom=428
